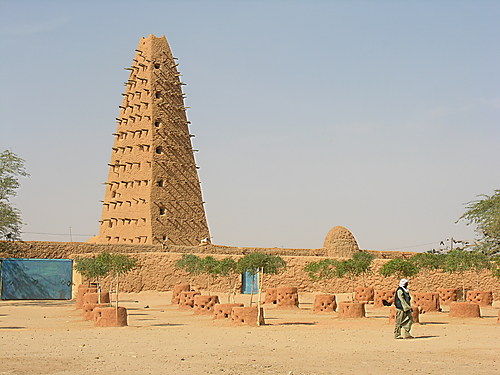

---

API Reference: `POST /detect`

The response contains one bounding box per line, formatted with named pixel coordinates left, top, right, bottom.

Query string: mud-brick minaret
left=92, top=35, right=210, bottom=245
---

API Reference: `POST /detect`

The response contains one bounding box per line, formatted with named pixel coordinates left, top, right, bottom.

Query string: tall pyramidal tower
left=92, top=35, right=210, bottom=245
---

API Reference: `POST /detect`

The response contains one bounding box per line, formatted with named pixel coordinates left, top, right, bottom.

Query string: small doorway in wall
left=241, top=271, right=258, bottom=294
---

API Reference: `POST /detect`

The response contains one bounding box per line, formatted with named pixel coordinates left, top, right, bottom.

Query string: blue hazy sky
left=1, top=0, right=499, bottom=251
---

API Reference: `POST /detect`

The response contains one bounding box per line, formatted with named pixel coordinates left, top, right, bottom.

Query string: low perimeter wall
left=1, top=241, right=499, bottom=300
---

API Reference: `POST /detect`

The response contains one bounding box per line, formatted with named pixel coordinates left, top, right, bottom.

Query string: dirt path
left=1, top=292, right=499, bottom=374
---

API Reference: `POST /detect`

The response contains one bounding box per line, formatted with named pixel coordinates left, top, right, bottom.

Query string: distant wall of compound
left=1, top=241, right=499, bottom=300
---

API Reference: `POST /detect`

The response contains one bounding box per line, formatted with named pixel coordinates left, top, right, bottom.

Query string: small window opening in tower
left=162, top=235, right=167, bottom=241
left=155, top=147, right=163, bottom=154
left=154, top=120, right=161, bottom=128
left=154, top=63, right=160, bottom=69
left=157, top=180, right=164, bottom=187
left=159, top=208, right=166, bottom=215
left=155, top=92, right=161, bottom=99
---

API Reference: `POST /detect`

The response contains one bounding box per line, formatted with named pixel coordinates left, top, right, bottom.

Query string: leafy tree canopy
left=379, top=258, right=419, bottom=279
left=175, top=254, right=202, bottom=275
left=237, top=252, right=286, bottom=275
left=458, top=190, right=500, bottom=256
left=304, top=259, right=338, bottom=281
left=0, top=150, right=30, bottom=240
left=410, top=252, right=445, bottom=270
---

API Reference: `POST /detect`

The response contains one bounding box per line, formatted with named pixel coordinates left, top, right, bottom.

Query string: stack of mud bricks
left=263, top=288, right=277, bottom=305
left=466, top=291, right=493, bottom=307
left=193, top=295, right=219, bottom=315
left=373, top=290, right=395, bottom=308
left=438, top=288, right=458, bottom=305
left=93, top=306, right=128, bottom=327
left=388, top=305, right=420, bottom=324
left=337, top=302, right=366, bottom=318
left=354, top=287, right=374, bottom=303
left=449, top=302, right=481, bottom=318
left=412, top=292, right=441, bottom=313
left=276, top=287, right=299, bottom=309
left=179, top=291, right=200, bottom=309
left=82, top=291, right=111, bottom=321
left=76, top=284, right=97, bottom=309
left=231, top=307, right=265, bottom=325
left=171, top=284, right=190, bottom=304
left=213, top=303, right=244, bottom=319
left=313, top=294, right=337, bottom=313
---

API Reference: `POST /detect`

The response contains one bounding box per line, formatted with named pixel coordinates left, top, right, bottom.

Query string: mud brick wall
left=1, top=241, right=499, bottom=300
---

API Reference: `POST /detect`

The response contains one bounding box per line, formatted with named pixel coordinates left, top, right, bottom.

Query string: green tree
left=491, top=256, right=500, bottom=280
left=469, top=251, right=493, bottom=290
left=304, top=259, right=338, bottom=283
left=334, top=251, right=375, bottom=300
left=175, top=254, right=202, bottom=284
left=0, top=150, right=30, bottom=241
left=458, top=190, right=500, bottom=256
left=198, top=256, right=220, bottom=295
left=108, top=253, right=137, bottom=311
left=379, top=258, right=420, bottom=280
left=237, top=253, right=286, bottom=325
left=215, top=257, right=238, bottom=303
left=442, top=249, right=474, bottom=301
left=74, top=252, right=113, bottom=303
left=410, top=252, right=445, bottom=292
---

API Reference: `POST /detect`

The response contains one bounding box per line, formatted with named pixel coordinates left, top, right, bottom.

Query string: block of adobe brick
left=83, top=292, right=110, bottom=305
left=213, top=303, right=244, bottom=319
left=193, top=295, right=220, bottom=315
left=388, top=305, right=420, bottom=324
left=83, top=303, right=108, bottom=321
left=231, top=307, right=265, bottom=326
left=276, top=287, right=299, bottom=309
left=354, top=287, right=374, bottom=302
left=93, top=306, right=128, bottom=327
left=179, top=291, right=200, bottom=309
left=75, top=285, right=98, bottom=309
left=171, top=284, right=190, bottom=304
left=438, top=288, right=458, bottom=305
left=449, top=302, right=481, bottom=318
left=263, top=288, right=277, bottom=305
left=313, top=294, right=337, bottom=313
left=412, top=292, right=441, bottom=313
left=337, top=302, right=365, bottom=318
left=373, top=290, right=395, bottom=308
left=466, top=291, right=493, bottom=307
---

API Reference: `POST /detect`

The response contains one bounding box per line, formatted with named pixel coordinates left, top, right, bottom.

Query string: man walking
left=394, top=278, right=414, bottom=339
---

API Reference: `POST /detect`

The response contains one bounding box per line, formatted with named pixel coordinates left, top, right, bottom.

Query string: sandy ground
left=0, top=291, right=499, bottom=375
